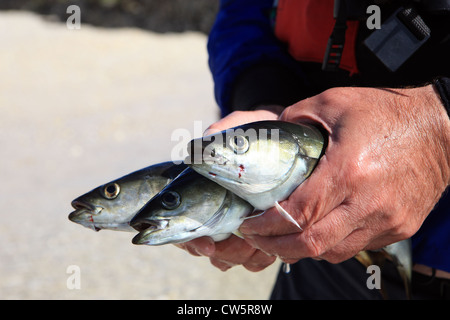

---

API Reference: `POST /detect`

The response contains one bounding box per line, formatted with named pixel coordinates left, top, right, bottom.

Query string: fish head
left=186, top=121, right=324, bottom=203
left=69, top=179, right=137, bottom=232
left=130, top=168, right=233, bottom=245
left=69, top=162, right=186, bottom=232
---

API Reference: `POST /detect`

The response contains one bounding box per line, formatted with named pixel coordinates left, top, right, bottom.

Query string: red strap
left=275, top=0, right=359, bottom=74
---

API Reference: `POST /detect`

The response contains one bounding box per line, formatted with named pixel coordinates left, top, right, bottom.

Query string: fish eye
left=229, top=135, right=249, bottom=154
left=102, top=183, right=120, bottom=200
left=160, top=190, right=181, bottom=210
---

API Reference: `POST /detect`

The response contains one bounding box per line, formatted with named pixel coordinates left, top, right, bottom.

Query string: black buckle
left=364, top=7, right=431, bottom=72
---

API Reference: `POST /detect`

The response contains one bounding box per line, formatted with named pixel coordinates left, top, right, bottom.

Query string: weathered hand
left=175, top=105, right=283, bottom=271
left=175, top=235, right=276, bottom=272
left=240, top=85, right=450, bottom=264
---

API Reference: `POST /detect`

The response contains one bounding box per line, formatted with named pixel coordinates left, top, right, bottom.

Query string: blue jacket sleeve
left=207, top=0, right=309, bottom=117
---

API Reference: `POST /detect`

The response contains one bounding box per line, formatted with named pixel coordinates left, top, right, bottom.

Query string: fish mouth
left=68, top=200, right=103, bottom=232
left=130, top=218, right=169, bottom=244
left=71, top=200, right=97, bottom=212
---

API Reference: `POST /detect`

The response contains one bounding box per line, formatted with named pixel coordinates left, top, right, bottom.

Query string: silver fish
left=186, top=120, right=413, bottom=294
left=186, top=121, right=325, bottom=211
left=130, top=168, right=254, bottom=245
left=186, top=121, right=324, bottom=271
left=69, top=162, right=187, bottom=232
left=383, top=239, right=412, bottom=293
left=383, top=239, right=412, bottom=299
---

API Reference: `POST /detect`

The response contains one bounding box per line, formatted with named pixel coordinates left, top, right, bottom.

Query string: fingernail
left=203, top=129, right=212, bottom=137
left=219, top=265, right=231, bottom=272
left=203, top=128, right=217, bottom=137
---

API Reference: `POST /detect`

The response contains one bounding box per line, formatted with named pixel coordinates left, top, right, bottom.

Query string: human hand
left=175, top=105, right=283, bottom=271
left=240, top=85, right=450, bottom=264
left=175, top=235, right=276, bottom=272
left=203, top=105, right=285, bottom=136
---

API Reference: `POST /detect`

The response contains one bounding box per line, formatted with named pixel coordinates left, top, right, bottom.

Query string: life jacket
left=275, top=0, right=360, bottom=74
left=274, top=0, right=450, bottom=75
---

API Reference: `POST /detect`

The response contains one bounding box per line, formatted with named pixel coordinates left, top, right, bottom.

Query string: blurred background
left=0, top=0, right=280, bottom=299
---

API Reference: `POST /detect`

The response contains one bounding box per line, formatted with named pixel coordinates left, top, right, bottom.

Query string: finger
left=239, top=205, right=302, bottom=237
left=240, top=153, right=346, bottom=237
left=209, top=236, right=276, bottom=272
left=209, top=258, right=235, bottom=272
left=318, top=229, right=371, bottom=264
left=204, top=109, right=281, bottom=136
left=207, top=235, right=258, bottom=271
left=174, top=243, right=201, bottom=257
left=213, top=234, right=256, bottom=264
left=178, top=237, right=216, bottom=257
left=280, top=93, right=341, bottom=133
left=203, top=111, right=254, bottom=136
left=245, top=205, right=358, bottom=260
left=242, top=249, right=277, bottom=272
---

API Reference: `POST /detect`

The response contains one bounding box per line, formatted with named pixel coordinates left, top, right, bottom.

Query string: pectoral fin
left=232, top=229, right=245, bottom=239
left=275, top=201, right=303, bottom=231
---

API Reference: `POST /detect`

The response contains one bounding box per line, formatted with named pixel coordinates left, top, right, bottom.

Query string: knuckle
left=302, top=230, right=325, bottom=258
left=319, top=87, right=349, bottom=105
left=390, top=220, right=415, bottom=240
left=243, top=255, right=276, bottom=272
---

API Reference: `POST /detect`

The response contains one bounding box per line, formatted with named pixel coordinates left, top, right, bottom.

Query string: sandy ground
left=0, top=11, right=280, bottom=299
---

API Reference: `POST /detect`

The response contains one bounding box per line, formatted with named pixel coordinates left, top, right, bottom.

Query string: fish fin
left=275, top=201, right=302, bottom=231
left=243, top=210, right=265, bottom=220
left=235, top=211, right=264, bottom=238
left=382, top=240, right=413, bottom=300
left=190, top=191, right=233, bottom=233
left=191, top=209, right=226, bottom=233
left=232, top=229, right=245, bottom=239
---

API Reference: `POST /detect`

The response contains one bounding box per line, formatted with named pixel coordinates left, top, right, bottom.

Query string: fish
left=186, top=120, right=325, bottom=211
left=384, top=239, right=413, bottom=299
left=383, top=239, right=412, bottom=290
left=186, top=120, right=324, bottom=272
left=186, top=120, right=413, bottom=294
left=68, top=162, right=187, bottom=232
left=355, top=239, right=412, bottom=299
left=130, top=168, right=254, bottom=245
